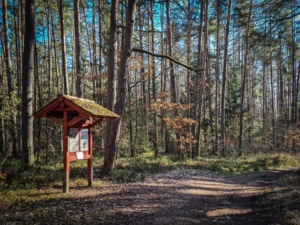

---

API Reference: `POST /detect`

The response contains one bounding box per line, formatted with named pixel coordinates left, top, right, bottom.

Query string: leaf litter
left=1, top=168, right=297, bottom=224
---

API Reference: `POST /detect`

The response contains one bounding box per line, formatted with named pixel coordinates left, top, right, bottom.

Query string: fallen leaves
left=1, top=168, right=295, bottom=225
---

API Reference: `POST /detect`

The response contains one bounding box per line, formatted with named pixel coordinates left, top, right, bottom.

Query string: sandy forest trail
left=5, top=168, right=292, bottom=225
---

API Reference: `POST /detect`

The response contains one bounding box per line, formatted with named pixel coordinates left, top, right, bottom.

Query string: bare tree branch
left=131, top=48, right=203, bottom=72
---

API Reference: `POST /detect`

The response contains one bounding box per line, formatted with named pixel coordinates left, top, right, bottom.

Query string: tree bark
left=92, top=1, right=97, bottom=101
left=59, top=0, right=69, bottom=94
left=0, top=55, right=4, bottom=154
left=186, top=0, right=192, bottom=156
left=13, top=0, right=21, bottom=98
left=150, top=1, right=159, bottom=158
left=196, top=0, right=209, bottom=156
left=2, top=0, right=19, bottom=158
left=166, top=0, right=182, bottom=159
left=192, top=0, right=204, bottom=158
left=128, top=71, right=135, bottom=157
left=104, top=0, right=136, bottom=172
left=51, top=6, right=60, bottom=94
left=220, top=0, right=232, bottom=156
left=238, top=0, right=253, bottom=156
left=104, top=0, right=118, bottom=171
left=22, top=0, right=35, bottom=165
left=98, top=0, right=103, bottom=105
left=291, top=0, right=297, bottom=126
left=46, top=0, right=52, bottom=99
left=74, top=0, right=82, bottom=97
left=214, top=0, right=220, bottom=155
left=137, top=6, right=148, bottom=143
left=160, top=3, right=166, bottom=154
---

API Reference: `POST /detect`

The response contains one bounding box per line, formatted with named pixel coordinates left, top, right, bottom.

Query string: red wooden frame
left=34, top=95, right=119, bottom=193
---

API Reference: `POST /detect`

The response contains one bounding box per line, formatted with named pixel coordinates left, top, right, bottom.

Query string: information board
left=69, top=128, right=79, bottom=152
left=80, top=129, right=89, bottom=151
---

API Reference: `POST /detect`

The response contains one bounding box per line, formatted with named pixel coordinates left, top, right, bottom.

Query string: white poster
left=69, top=128, right=79, bottom=152
left=80, top=129, right=89, bottom=151
left=76, top=151, right=84, bottom=160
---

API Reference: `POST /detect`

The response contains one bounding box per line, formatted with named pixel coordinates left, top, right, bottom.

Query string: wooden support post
left=63, top=111, right=70, bottom=193
left=88, top=121, right=93, bottom=187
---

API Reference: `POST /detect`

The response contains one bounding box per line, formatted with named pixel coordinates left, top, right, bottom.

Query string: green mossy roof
left=62, top=94, right=120, bottom=118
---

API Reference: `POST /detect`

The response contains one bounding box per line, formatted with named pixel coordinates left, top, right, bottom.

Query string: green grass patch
left=2, top=152, right=300, bottom=188
left=104, top=152, right=300, bottom=182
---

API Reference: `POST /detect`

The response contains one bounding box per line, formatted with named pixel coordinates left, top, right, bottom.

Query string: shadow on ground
left=2, top=169, right=295, bottom=225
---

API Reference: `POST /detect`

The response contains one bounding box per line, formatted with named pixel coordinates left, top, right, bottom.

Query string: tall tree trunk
left=51, top=6, right=60, bottom=94
left=166, top=0, right=182, bottom=159
left=103, top=0, right=137, bottom=172
left=214, top=0, right=220, bottom=154
left=270, top=51, right=275, bottom=147
left=278, top=33, right=284, bottom=147
left=150, top=1, right=159, bottom=158
left=13, top=0, right=21, bottom=98
left=186, top=0, right=192, bottom=156
left=160, top=2, right=167, bottom=154
left=97, top=0, right=105, bottom=149
left=2, top=0, right=19, bottom=158
left=47, top=0, right=52, bottom=99
left=291, top=0, right=297, bottom=126
left=74, top=0, right=82, bottom=97
left=22, top=0, right=35, bottom=165
left=196, top=0, right=209, bottom=156
left=128, top=71, right=135, bottom=157
left=206, top=46, right=214, bottom=152
left=238, top=0, right=252, bottom=156
left=192, top=0, right=203, bottom=158
left=98, top=0, right=103, bottom=105
left=137, top=6, right=149, bottom=143
left=34, top=44, right=42, bottom=162
left=0, top=56, right=4, bottom=154
left=59, top=0, right=69, bottom=94
left=92, top=1, right=97, bottom=101
left=220, top=0, right=232, bottom=156
left=104, top=0, right=119, bottom=171
left=81, top=4, right=93, bottom=85
left=262, top=57, right=267, bottom=144
left=46, top=0, right=53, bottom=164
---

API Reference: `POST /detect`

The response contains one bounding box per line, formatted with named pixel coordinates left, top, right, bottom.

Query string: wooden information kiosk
left=34, top=94, right=120, bottom=193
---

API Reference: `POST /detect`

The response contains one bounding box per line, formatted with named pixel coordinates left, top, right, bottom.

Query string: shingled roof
left=34, top=94, right=120, bottom=119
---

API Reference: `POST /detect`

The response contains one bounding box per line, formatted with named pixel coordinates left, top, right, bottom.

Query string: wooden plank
left=67, top=117, right=83, bottom=126
left=88, top=124, right=93, bottom=187
left=52, top=107, right=75, bottom=111
left=63, top=111, right=70, bottom=193
left=48, top=116, right=63, bottom=126
left=69, top=154, right=91, bottom=161
left=34, top=100, right=61, bottom=119
left=90, top=118, right=104, bottom=128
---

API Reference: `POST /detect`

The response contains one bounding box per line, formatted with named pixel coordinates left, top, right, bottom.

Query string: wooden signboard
left=33, top=94, right=120, bottom=193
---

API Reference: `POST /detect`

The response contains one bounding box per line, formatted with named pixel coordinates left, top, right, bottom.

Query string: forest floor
left=2, top=167, right=300, bottom=225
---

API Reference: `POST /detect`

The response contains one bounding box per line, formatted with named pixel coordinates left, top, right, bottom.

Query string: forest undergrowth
left=0, top=152, right=300, bottom=224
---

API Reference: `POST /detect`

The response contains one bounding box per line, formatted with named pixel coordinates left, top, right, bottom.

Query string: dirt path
left=70, top=169, right=289, bottom=225
left=4, top=168, right=292, bottom=225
